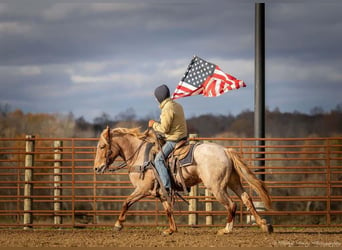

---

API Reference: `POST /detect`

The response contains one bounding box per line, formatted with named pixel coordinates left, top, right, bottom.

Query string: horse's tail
left=225, top=148, right=272, bottom=210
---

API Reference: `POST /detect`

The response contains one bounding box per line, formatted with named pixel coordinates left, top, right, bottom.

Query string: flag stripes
left=172, top=56, right=246, bottom=99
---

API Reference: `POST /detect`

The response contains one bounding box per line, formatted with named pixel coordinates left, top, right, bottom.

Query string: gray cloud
left=0, top=0, right=341, bottom=121
left=267, top=1, right=342, bottom=61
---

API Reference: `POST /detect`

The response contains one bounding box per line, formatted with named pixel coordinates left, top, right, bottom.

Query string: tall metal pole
left=255, top=3, right=265, bottom=181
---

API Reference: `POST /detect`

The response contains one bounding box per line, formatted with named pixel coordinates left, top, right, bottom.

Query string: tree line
left=1, top=104, right=341, bottom=138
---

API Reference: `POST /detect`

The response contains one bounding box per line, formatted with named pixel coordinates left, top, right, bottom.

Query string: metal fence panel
left=0, top=136, right=341, bottom=228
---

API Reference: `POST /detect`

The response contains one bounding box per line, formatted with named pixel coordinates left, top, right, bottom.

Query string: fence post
left=188, top=185, right=198, bottom=226
left=188, top=134, right=198, bottom=226
left=24, top=135, right=35, bottom=229
left=54, top=140, right=63, bottom=226
left=205, top=189, right=213, bottom=225
left=325, top=139, right=331, bottom=225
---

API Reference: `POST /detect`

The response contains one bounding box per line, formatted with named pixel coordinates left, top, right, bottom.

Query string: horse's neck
left=118, top=135, right=144, bottom=165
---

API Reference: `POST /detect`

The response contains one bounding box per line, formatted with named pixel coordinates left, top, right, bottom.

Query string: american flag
left=172, top=56, right=246, bottom=99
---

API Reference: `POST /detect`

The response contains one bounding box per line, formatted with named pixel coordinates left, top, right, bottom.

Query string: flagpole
left=248, top=2, right=268, bottom=225
left=254, top=2, right=265, bottom=182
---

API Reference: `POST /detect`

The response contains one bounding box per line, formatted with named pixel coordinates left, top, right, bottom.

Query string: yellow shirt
left=152, top=98, right=187, bottom=141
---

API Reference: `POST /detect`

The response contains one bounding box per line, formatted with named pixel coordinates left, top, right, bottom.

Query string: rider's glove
left=148, top=120, right=155, bottom=127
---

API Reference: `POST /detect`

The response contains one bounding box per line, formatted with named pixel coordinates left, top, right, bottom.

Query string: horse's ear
left=106, top=125, right=111, bottom=140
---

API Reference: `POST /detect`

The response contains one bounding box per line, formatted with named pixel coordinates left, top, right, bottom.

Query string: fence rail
left=0, top=136, right=341, bottom=228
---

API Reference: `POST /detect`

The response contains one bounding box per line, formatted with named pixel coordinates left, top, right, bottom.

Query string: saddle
left=171, top=139, right=196, bottom=167
left=167, top=140, right=200, bottom=193
left=129, top=138, right=201, bottom=195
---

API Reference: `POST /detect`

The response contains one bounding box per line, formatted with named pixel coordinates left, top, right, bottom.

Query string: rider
left=148, top=84, right=188, bottom=195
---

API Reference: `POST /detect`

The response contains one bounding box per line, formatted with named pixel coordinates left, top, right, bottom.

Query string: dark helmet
left=154, top=84, right=170, bottom=103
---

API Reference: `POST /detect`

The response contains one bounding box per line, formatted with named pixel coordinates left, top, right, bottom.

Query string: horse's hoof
left=113, top=225, right=123, bottom=232
left=261, top=223, right=273, bottom=234
left=217, top=229, right=230, bottom=235
left=162, top=229, right=174, bottom=236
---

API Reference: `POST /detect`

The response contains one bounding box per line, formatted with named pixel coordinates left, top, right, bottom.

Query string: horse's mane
left=100, top=127, right=158, bottom=145
left=112, top=127, right=145, bottom=139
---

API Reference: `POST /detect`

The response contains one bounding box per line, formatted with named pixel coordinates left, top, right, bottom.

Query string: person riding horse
left=148, top=84, right=188, bottom=197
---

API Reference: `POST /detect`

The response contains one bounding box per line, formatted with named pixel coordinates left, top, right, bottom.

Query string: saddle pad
left=178, top=143, right=200, bottom=167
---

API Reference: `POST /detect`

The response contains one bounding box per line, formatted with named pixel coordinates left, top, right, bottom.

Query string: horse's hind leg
left=210, top=187, right=237, bottom=235
left=228, top=174, right=273, bottom=233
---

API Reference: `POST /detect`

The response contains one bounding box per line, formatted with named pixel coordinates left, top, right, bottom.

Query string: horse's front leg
left=114, top=189, right=146, bottom=231
left=160, top=199, right=177, bottom=235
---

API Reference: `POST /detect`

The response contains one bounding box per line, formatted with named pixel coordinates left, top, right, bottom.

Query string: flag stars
left=182, top=56, right=216, bottom=86
left=173, top=56, right=246, bottom=99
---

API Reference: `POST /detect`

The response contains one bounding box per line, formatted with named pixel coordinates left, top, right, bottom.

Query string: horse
left=93, top=126, right=273, bottom=235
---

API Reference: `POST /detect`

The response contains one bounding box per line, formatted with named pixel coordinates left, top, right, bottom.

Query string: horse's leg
left=199, top=161, right=236, bottom=234
left=114, top=188, right=147, bottom=231
left=210, top=188, right=237, bottom=235
left=160, top=199, right=177, bottom=235
left=228, top=173, right=273, bottom=233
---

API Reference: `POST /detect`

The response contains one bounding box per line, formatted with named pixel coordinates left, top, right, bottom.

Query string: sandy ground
left=0, top=227, right=341, bottom=247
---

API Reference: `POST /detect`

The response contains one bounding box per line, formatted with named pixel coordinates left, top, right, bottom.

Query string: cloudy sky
left=0, top=0, right=341, bottom=121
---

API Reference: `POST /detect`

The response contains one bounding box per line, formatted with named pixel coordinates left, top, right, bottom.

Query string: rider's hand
left=148, top=120, right=155, bottom=127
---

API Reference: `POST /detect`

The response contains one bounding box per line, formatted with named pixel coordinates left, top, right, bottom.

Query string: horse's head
left=94, top=126, right=121, bottom=174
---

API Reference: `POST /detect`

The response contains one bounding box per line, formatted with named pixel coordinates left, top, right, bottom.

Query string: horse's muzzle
left=95, top=164, right=106, bottom=174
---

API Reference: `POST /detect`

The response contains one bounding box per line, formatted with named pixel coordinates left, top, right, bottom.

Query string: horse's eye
left=99, top=144, right=106, bottom=149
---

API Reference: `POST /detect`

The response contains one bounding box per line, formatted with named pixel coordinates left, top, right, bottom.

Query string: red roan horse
left=93, top=127, right=273, bottom=235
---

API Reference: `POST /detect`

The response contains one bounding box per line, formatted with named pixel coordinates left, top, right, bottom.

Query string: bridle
left=103, top=128, right=149, bottom=173
left=105, top=127, right=117, bottom=169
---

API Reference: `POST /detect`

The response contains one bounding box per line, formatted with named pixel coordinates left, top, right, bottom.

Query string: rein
left=105, top=129, right=148, bottom=173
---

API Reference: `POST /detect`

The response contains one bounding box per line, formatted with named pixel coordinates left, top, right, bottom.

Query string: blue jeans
left=154, top=141, right=176, bottom=189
